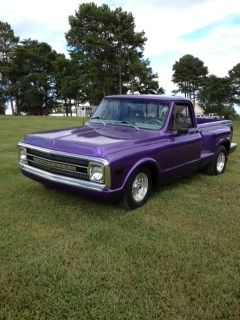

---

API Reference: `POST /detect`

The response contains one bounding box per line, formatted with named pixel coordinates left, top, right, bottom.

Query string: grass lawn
left=0, top=115, right=240, bottom=319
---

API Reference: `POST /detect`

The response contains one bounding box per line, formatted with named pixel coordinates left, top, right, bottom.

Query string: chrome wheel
left=205, top=146, right=227, bottom=176
left=132, top=172, right=149, bottom=203
left=216, top=152, right=226, bottom=173
left=121, top=167, right=152, bottom=210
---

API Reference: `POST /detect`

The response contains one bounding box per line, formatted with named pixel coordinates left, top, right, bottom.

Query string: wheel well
left=220, top=141, right=230, bottom=154
left=142, top=162, right=159, bottom=183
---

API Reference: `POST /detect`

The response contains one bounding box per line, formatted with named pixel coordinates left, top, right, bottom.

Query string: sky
left=1, top=0, right=240, bottom=95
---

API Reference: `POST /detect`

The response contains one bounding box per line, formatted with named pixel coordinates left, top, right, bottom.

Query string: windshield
left=90, top=98, right=170, bottom=130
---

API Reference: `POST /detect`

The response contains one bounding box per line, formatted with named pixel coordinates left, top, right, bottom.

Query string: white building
left=76, top=105, right=98, bottom=117
left=194, top=102, right=204, bottom=116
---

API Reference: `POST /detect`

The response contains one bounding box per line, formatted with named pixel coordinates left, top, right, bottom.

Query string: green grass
left=0, top=115, right=240, bottom=319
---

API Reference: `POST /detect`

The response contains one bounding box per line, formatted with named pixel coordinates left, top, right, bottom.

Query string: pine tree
left=0, top=21, right=19, bottom=114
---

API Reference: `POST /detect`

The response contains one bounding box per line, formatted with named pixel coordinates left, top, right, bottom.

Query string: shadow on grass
left=39, top=183, right=126, bottom=217
left=152, top=170, right=206, bottom=192
left=35, top=171, right=208, bottom=217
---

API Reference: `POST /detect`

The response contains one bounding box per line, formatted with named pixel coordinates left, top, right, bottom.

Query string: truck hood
left=22, top=122, right=161, bottom=160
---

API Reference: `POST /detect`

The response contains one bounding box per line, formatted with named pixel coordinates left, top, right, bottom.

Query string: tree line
left=172, top=54, right=240, bottom=119
left=0, top=2, right=239, bottom=118
left=0, top=3, right=163, bottom=115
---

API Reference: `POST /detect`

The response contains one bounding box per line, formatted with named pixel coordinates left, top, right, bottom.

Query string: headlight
left=88, top=163, right=105, bottom=183
left=19, top=148, right=27, bottom=163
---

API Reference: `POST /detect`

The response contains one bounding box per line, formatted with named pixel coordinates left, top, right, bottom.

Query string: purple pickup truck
left=18, top=95, right=237, bottom=209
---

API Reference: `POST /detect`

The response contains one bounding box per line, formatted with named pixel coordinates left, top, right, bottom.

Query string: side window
left=170, top=104, right=193, bottom=130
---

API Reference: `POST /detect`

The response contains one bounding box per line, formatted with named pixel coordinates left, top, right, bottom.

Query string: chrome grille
left=27, top=148, right=89, bottom=166
left=26, top=148, right=89, bottom=181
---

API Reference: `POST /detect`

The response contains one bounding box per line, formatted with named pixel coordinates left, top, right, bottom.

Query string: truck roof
left=105, top=94, right=192, bottom=103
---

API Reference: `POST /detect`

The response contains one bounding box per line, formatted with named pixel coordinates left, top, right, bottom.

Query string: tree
left=229, top=63, right=240, bottom=105
left=111, top=7, right=146, bottom=94
left=66, top=3, right=161, bottom=104
left=128, top=57, right=164, bottom=94
left=53, top=54, right=86, bottom=116
left=172, top=54, right=208, bottom=103
left=0, top=21, right=19, bottom=114
left=198, top=75, right=237, bottom=118
left=0, top=80, right=7, bottom=114
left=11, top=39, right=58, bottom=115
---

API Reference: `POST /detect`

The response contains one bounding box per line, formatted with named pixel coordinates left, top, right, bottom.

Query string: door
left=159, top=103, right=202, bottom=177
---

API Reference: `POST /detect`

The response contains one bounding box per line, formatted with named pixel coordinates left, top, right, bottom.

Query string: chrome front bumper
left=20, top=163, right=106, bottom=192
left=230, top=142, right=238, bottom=154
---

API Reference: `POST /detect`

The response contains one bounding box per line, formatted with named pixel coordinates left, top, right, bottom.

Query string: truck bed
left=197, top=117, right=224, bottom=124
left=197, top=119, right=232, bottom=130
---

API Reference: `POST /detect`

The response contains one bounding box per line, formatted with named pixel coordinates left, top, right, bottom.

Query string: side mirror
left=177, top=128, right=189, bottom=135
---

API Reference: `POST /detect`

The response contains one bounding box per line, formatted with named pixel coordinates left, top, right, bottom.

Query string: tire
left=121, top=167, right=152, bottom=210
left=206, top=146, right=228, bottom=175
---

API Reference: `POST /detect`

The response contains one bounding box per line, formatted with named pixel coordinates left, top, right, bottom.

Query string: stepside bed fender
left=216, top=136, right=231, bottom=154
left=201, top=126, right=231, bottom=154
left=213, top=126, right=231, bottom=154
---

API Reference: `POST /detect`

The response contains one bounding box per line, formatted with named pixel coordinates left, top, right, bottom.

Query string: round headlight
left=20, top=148, right=27, bottom=163
left=20, top=154, right=27, bottom=162
left=89, top=164, right=104, bottom=183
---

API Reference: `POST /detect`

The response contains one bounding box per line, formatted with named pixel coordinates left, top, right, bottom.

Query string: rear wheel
left=206, top=146, right=228, bottom=175
left=121, top=167, right=152, bottom=210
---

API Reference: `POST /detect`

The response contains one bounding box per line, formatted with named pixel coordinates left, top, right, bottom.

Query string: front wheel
left=206, top=146, right=228, bottom=175
left=121, top=167, right=152, bottom=210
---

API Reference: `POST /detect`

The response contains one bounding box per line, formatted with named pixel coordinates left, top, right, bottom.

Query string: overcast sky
left=1, top=0, right=240, bottom=94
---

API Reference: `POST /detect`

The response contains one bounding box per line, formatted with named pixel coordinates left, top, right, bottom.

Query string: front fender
left=121, top=157, right=161, bottom=190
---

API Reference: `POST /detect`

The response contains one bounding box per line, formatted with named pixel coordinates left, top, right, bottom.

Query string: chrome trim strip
left=20, top=163, right=106, bottom=191
left=18, top=142, right=109, bottom=166
left=105, top=165, right=111, bottom=189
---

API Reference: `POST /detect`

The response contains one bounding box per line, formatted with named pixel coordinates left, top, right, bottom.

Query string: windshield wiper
left=90, top=116, right=106, bottom=126
left=120, top=120, right=139, bottom=131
